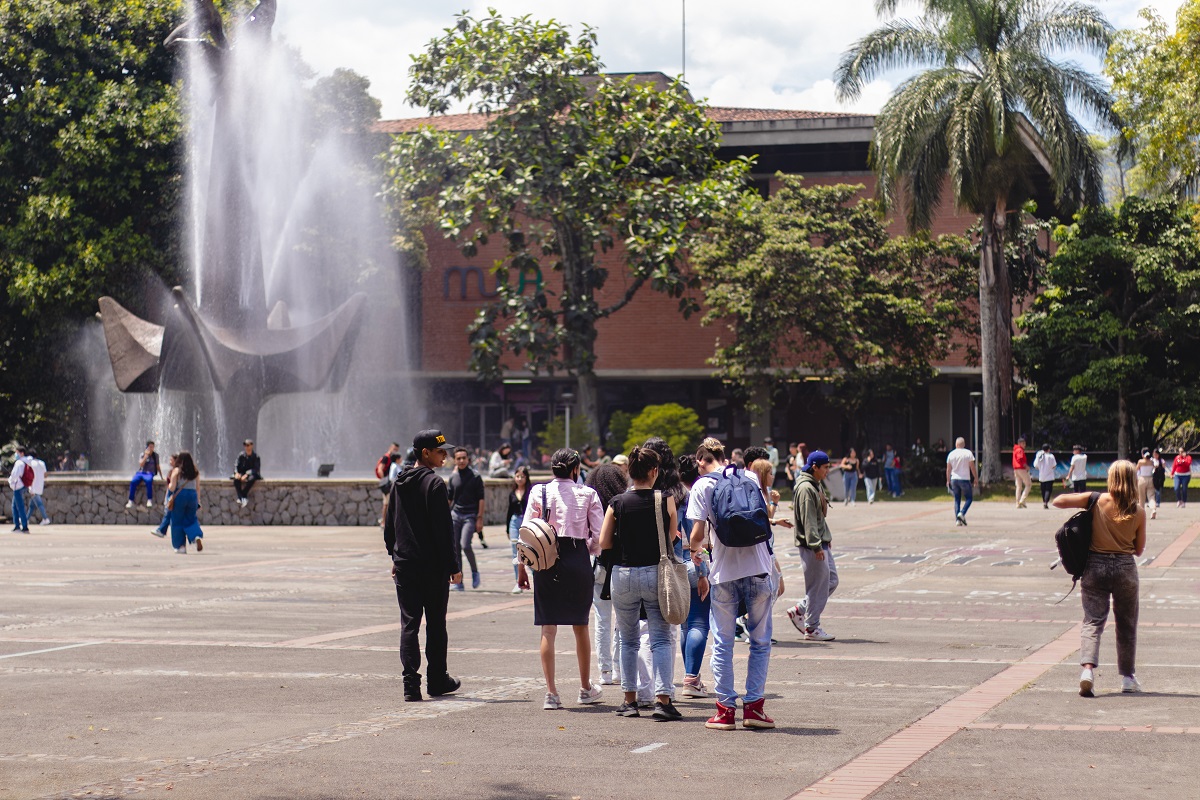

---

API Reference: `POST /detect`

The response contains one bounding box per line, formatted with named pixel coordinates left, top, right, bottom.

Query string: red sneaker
left=742, top=698, right=775, bottom=729
left=705, top=701, right=736, bottom=731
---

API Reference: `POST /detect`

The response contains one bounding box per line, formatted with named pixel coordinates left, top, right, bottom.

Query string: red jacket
left=1012, top=445, right=1028, bottom=470
left=1173, top=454, right=1193, bottom=476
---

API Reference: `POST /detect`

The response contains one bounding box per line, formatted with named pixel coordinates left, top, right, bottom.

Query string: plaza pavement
left=1, top=497, right=1198, bottom=800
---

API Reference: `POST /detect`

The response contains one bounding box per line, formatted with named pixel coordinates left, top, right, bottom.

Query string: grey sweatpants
left=1079, top=552, right=1139, bottom=676
left=799, top=543, right=839, bottom=629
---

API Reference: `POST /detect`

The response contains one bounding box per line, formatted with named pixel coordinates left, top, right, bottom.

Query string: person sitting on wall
left=232, top=439, right=262, bottom=508
left=488, top=442, right=514, bottom=478
left=126, top=441, right=162, bottom=509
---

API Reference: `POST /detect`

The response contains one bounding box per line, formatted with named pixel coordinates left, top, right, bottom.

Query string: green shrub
left=622, top=403, right=703, bottom=457
left=605, top=410, right=634, bottom=451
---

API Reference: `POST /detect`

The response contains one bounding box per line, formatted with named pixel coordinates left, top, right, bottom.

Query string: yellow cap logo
left=436, top=435, right=445, bottom=444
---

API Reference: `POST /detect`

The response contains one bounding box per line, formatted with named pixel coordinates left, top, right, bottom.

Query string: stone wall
left=1, top=475, right=543, bottom=527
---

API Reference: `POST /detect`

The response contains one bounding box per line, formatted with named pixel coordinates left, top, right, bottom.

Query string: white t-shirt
left=946, top=448, right=975, bottom=481
left=7, top=459, right=26, bottom=491
left=1033, top=451, right=1057, bottom=482
left=29, top=458, right=47, bottom=494
left=1068, top=453, right=1087, bottom=481
left=686, top=468, right=774, bottom=585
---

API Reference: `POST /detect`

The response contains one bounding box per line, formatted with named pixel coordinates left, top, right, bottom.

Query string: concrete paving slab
left=2, top=502, right=1199, bottom=799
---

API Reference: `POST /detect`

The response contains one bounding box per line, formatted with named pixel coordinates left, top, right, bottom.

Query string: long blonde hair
left=748, top=458, right=774, bottom=504
left=1107, top=460, right=1139, bottom=521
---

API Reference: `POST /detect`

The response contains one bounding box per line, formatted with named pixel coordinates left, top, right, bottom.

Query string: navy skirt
left=532, top=537, right=594, bottom=626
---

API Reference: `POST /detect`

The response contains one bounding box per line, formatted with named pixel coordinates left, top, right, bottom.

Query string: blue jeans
left=709, top=574, right=775, bottom=706
left=170, top=488, right=203, bottom=549
left=27, top=492, right=46, bottom=522
left=951, top=479, right=973, bottom=517
left=884, top=467, right=900, bottom=496
left=11, top=486, right=28, bottom=530
left=682, top=582, right=711, bottom=676
left=611, top=565, right=674, bottom=697
left=1175, top=475, right=1191, bottom=504
left=129, top=471, right=154, bottom=502
left=508, top=517, right=521, bottom=581
left=156, top=490, right=174, bottom=534
left=843, top=471, right=858, bottom=502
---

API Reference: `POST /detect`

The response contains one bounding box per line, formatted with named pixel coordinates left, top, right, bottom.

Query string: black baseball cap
left=413, top=429, right=455, bottom=453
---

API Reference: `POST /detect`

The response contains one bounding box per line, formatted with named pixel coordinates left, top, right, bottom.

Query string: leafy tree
left=384, top=11, right=752, bottom=428
left=604, top=409, right=634, bottom=452
left=623, top=403, right=703, bottom=457
left=0, top=0, right=184, bottom=451
left=692, top=177, right=975, bottom=441
left=1015, top=197, right=1200, bottom=457
left=1106, top=3, right=1200, bottom=197
left=835, top=0, right=1119, bottom=483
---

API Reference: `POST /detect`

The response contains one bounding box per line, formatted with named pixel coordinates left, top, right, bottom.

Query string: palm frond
left=1014, top=0, right=1112, bottom=57
left=836, top=20, right=954, bottom=102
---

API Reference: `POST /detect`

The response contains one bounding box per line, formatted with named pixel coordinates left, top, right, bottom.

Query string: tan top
left=1090, top=494, right=1143, bottom=554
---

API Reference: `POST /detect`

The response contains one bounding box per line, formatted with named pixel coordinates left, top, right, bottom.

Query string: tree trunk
left=576, top=370, right=600, bottom=445
left=1117, top=335, right=1130, bottom=460
left=978, top=201, right=1013, bottom=485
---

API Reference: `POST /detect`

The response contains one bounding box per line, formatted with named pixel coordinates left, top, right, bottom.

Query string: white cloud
left=268, top=0, right=1186, bottom=119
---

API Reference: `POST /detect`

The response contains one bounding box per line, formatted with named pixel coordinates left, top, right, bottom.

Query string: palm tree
left=835, top=0, right=1119, bottom=483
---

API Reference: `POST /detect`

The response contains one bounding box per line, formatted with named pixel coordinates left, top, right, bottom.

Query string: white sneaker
left=125, top=501, right=134, bottom=509
left=146, top=500, right=154, bottom=508
left=680, top=677, right=710, bottom=698
left=600, top=670, right=615, bottom=685
left=39, top=518, right=50, bottom=526
left=511, top=583, right=522, bottom=594
left=578, top=683, right=603, bottom=704
left=174, top=546, right=187, bottom=554
left=543, top=692, right=562, bottom=710
left=1121, top=675, right=1142, bottom=693
left=1079, top=667, right=1094, bottom=697
left=804, top=626, right=835, bottom=642
left=786, top=604, right=806, bottom=633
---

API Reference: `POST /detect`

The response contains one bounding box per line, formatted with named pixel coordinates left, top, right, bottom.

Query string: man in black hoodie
left=384, top=429, right=463, bottom=702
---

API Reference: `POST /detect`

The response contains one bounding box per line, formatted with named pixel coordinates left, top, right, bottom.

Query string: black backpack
left=1050, top=492, right=1100, bottom=600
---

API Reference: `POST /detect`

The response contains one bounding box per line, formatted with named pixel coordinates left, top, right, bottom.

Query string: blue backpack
left=710, top=465, right=772, bottom=550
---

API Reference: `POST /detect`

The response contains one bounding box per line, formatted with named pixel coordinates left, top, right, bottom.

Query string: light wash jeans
left=611, top=565, right=674, bottom=697
left=842, top=471, right=858, bottom=504
left=452, top=511, right=478, bottom=578
left=864, top=477, right=878, bottom=503
left=593, top=565, right=620, bottom=683
left=709, top=574, right=775, bottom=706
left=26, top=492, right=47, bottom=522
left=799, top=544, right=839, bottom=629
left=508, top=517, right=521, bottom=582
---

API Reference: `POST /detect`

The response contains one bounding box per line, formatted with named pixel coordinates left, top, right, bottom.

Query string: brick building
left=375, top=76, right=1043, bottom=458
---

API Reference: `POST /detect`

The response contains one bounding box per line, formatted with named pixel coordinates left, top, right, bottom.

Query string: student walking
left=151, top=453, right=179, bottom=539
left=945, top=438, right=978, bottom=526
left=384, top=429, right=462, bottom=702
left=1053, top=461, right=1146, bottom=696
left=862, top=449, right=881, bottom=504
left=7, top=446, right=30, bottom=533
left=517, top=448, right=605, bottom=711
left=599, top=447, right=683, bottom=720
left=448, top=447, right=486, bottom=590
left=1033, top=444, right=1058, bottom=508
left=1172, top=448, right=1192, bottom=508
left=1135, top=450, right=1156, bottom=520
left=677, top=451, right=712, bottom=699
left=787, top=451, right=839, bottom=642
left=1065, top=445, right=1088, bottom=492
left=839, top=449, right=861, bottom=506
left=1151, top=449, right=1167, bottom=508
left=506, top=465, right=532, bottom=593
left=24, top=451, right=49, bottom=526
left=1012, top=436, right=1031, bottom=508
left=168, top=452, right=204, bottom=554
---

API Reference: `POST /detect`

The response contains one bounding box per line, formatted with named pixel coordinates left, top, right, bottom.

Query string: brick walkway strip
left=1147, top=523, right=1200, bottom=569
left=789, top=623, right=1081, bottom=800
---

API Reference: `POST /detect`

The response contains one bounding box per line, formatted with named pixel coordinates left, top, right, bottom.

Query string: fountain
left=95, top=0, right=406, bottom=475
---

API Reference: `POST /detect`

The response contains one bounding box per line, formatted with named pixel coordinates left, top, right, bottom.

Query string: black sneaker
left=652, top=700, right=682, bottom=721
left=478, top=536, right=488, bottom=549
left=427, top=675, right=461, bottom=697
left=613, top=701, right=640, bottom=717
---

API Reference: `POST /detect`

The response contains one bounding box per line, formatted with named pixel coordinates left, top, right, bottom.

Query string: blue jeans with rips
left=709, top=574, right=775, bottom=706
left=611, top=565, right=675, bottom=697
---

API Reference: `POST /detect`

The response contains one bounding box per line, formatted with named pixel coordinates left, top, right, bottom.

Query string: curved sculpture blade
left=97, top=297, right=164, bottom=393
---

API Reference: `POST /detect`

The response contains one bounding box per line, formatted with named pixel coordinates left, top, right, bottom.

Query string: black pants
left=233, top=475, right=258, bottom=500
left=1072, top=480, right=1087, bottom=492
left=1040, top=480, right=1054, bottom=505
left=394, top=563, right=450, bottom=681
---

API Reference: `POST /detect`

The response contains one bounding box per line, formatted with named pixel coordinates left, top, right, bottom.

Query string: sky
left=271, top=0, right=1186, bottom=120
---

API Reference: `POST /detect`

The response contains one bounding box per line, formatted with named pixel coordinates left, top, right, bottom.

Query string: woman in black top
left=598, top=446, right=681, bottom=721
left=506, top=466, right=531, bottom=594
left=862, top=449, right=882, bottom=505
